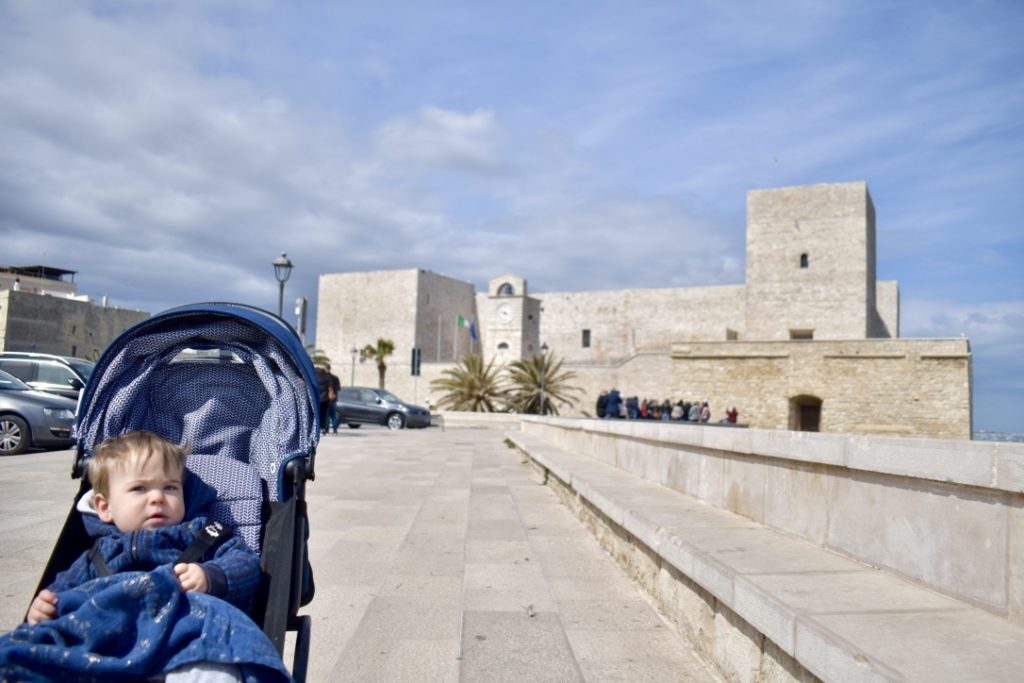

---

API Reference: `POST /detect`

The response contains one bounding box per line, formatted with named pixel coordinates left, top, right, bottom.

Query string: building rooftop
left=0, top=265, right=77, bottom=283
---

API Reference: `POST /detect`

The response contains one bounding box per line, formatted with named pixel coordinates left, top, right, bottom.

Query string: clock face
left=498, top=305, right=511, bottom=321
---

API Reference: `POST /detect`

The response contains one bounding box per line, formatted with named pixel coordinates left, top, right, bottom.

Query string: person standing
left=315, top=364, right=331, bottom=435
left=604, top=388, right=622, bottom=419
left=326, top=365, right=341, bottom=435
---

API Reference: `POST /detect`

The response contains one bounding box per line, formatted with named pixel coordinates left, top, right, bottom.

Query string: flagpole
left=453, top=316, right=458, bottom=360
left=437, top=315, right=441, bottom=362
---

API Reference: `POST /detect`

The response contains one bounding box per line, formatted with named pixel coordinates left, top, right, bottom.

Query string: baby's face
left=95, top=454, right=186, bottom=532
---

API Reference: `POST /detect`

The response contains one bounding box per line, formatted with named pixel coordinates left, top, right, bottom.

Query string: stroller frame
left=32, top=302, right=318, bottom=681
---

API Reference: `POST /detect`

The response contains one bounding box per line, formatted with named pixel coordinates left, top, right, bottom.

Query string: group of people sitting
left=596, top=389, right=739, bottom=424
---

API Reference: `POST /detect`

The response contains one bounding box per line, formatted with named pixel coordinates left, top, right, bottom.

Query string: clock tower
left=481, top=274, right=540, bottom=364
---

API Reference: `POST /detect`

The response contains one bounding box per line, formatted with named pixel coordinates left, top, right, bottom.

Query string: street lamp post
left=272, top=252, right=293, bottom=318
left=539, top=342, right=549, bottom=415
left=350, top=347, right=358, bottom=386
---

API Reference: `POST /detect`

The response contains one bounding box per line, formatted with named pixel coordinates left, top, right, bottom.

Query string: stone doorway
left=789, top=395, right=822, bottom=432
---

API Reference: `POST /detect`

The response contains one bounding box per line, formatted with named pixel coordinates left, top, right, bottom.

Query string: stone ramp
left=507, top=430, right=1024, bottom=682
left=295, top=428, right=715, bottom=681
left=0, top=432, right=716, bottom=682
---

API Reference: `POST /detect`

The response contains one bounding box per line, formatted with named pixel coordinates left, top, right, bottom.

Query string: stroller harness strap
left=87, top=542, right=113, bottom=578
left=87, top=521, right=233, bottom=577
left=177, top=520, right=232, bottom=565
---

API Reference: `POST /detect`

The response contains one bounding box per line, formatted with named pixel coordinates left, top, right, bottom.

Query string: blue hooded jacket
left=48, top=470, right=259, bottom=611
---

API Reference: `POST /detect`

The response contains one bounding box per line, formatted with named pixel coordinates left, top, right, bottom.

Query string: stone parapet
left=519, top=416, right=1024, bottom=622
left=509, top=422, right=1024, bottom=681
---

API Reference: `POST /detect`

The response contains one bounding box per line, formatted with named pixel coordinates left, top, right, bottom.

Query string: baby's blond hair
left=89, top=430, right=189, bottom=497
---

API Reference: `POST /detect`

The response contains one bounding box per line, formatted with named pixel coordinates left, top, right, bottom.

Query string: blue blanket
left=0, top=565, right=290, bottom=682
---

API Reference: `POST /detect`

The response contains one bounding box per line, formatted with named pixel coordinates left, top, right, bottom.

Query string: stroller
left=31, top=302, right=318, bottom=681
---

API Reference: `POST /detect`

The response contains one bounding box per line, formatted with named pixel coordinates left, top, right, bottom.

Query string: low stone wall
left=434, top=411, right=522, bottom=429
left=533, top=459, right=821, bottom=683
left=520, top=416, right=1024, bottom=625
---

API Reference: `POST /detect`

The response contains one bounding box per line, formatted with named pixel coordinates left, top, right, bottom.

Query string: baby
left=5, top=430, right=287, bottom=682
left=29, top=430, right=259, bottom=624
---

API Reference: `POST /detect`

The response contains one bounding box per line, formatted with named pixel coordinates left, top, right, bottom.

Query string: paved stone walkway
left=1, top=428, right=715, bottom=682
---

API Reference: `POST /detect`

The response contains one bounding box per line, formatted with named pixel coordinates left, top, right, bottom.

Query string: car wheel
left=0, top=416, right=29, bottom=455
left=386, top=413, right=405, bottom=430
left=347, top=423, right=361, bottom=429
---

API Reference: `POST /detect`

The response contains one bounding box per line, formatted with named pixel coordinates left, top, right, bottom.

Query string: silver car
left=0, top=352, right=94, bottom=400
left=0, top=369, right=77, bottom=455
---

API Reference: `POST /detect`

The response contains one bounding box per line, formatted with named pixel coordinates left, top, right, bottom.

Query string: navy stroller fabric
left=20, top=304, right=318, bottom=680
left=187, top=453, right=265, bottom=553
left=75, top=316, right=318, bottom=501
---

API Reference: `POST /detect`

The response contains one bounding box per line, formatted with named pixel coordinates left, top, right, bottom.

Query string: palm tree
left=431, top=354, right=505, bottom=412
left=360, top=338, right=395, bottom=389
left=505, top=351, right=581, bottom=415
left=305, top=345, right=330, bottom=368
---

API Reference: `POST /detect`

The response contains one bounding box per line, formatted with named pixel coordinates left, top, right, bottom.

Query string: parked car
left=335, top=387, right=431, bottom=430
left=0, top=352, right=95, bottom=401
left=0, top=369, right=77, bottom=455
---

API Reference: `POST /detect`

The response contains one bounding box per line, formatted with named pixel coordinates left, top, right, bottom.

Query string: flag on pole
left=469, top=319, right=478, bottom=342
left=457, top=314, right=468, bottom=328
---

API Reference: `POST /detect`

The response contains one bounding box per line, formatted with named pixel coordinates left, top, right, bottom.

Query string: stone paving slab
left=0, top=430, right=715, bottom=682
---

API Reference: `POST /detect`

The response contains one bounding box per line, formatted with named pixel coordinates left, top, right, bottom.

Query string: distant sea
left=974, top=431, right=1024, bottom=443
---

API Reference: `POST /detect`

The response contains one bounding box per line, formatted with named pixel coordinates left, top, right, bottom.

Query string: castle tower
left=479, top=274, right=541, bottom=364
left=744, top=181, right=884, bottom=341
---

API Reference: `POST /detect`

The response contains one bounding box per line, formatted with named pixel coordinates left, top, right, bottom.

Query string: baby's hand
left=174, top=563, right=209, bottom=593
left=28, top=589, right=58, bottom=624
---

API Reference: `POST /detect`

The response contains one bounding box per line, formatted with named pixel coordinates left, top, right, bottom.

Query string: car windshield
left=0, top=369, right=31, bottom=391
left=377, top=390, right=402, bottom=403
left=66, top=359, right=96, bottom=382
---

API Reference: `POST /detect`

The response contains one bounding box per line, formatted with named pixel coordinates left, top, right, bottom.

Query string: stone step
left=508, top=430, right=1024, bottom=683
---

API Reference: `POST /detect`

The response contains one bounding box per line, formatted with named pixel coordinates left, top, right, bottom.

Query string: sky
left=1, top=1, right=1021, bottom=433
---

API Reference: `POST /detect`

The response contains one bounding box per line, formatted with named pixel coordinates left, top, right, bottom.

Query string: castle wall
left=317, top=269, right=419, bottom=378
left=873, top=280, right=899, bottom=337
left=414, top=270, right=478, bottom=363
left=532, top=285, right=747, bottom=364
left=316, top=268, right=477, bottom=385
left=668, top=339, right=971, bottom=439
left=0, top=290, right=148, bottom=359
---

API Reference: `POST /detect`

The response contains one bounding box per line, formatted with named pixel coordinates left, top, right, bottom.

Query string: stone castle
left=316, top=181, right=972, bottom=438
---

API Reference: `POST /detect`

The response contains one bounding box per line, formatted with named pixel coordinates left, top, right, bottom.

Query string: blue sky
left=1, top=1, right=1021, bottom=433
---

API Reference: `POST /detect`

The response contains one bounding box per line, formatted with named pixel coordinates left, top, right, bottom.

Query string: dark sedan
left=335, top=387, right=431, bottom=430
left=0, top=370, right=77, bottom=455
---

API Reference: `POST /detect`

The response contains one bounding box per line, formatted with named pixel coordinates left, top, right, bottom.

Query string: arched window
left=497, top=342, right=509, bottom=350
left=799, top=253, right=809, bottom=268
left=497, top=282, right=515, bottom=296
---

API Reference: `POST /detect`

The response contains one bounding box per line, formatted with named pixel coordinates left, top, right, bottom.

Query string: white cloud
left=373, top=106, right=506, bottom=172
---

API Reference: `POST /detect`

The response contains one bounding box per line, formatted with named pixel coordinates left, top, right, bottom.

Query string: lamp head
left=273, top=252, right=293, bottom=283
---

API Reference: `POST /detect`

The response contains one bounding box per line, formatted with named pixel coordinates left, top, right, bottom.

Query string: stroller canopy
left=75, top=303, right=319, bottom=500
